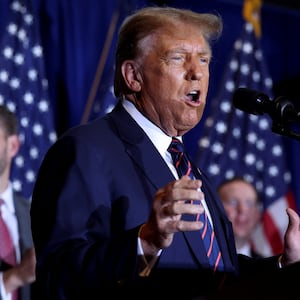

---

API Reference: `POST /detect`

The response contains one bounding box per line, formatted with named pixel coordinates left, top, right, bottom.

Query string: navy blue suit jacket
left=31, top=101, right=295, bottom=300
left=0, top=192, right=33, bottom=300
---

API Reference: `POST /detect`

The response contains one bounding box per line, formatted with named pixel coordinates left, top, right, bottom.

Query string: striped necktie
left=168, top=137, right=224, bottom=271
left=0, top=199, right=18, bottom=300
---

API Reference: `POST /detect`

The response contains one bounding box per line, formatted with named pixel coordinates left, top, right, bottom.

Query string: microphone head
left=232, top=87, right=271, bottom=115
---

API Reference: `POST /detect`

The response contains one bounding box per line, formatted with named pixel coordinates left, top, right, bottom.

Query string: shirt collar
left=122, top=99, right=183, bottom=157
left=0, top=182, right=15, bottom=213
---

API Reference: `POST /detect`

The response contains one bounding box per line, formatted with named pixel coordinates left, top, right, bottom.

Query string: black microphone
left=232, top=87, right=300, bottom=123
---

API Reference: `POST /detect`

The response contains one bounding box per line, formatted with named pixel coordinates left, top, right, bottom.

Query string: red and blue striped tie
left=168, top=137, right=223, bottom=272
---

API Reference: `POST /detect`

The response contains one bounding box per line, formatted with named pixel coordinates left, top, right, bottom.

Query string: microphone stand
left=271, top=123, right=300, bottom=142
left=270, top=97, right=300, bottom=141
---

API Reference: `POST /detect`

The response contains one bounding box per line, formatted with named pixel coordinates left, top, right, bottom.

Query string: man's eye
left=170, top=55, right=184, bottom=62
left=226, top=199, right=238, bottom=207
left=200, top=57, right=209, bottom=65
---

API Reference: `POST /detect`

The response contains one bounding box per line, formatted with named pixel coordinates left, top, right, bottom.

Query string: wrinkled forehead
left=137, top=23, right=210, bottom=55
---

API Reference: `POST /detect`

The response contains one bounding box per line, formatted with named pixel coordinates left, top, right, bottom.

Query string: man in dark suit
left=30, top=6, right=300, bottom=300
left=0, top=105, right=35, bottom=300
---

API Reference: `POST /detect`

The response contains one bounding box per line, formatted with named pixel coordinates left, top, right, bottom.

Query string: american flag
left=196, top=22, right=296, bottom=256
left=0, top=0, right=57, bottom=199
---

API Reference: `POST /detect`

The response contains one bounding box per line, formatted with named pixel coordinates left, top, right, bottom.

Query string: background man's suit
left=0, top=193, right=33, bottom=300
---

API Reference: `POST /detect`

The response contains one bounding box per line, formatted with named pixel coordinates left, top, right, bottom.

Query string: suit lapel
left=108, top=102, right=174, bottom=190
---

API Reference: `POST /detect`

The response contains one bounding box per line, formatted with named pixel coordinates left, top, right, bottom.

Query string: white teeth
left=188, top=91, right=199, bottom=102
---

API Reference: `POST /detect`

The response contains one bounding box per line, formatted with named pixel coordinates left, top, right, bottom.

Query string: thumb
left=283, top=207, right=300, bottom=265
left=286, top=207, right=300, bottom=232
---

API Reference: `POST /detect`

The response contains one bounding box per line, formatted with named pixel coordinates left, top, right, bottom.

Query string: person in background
left=30, top=6, right=300, bottom=300
left=217, top=177, right=264, bottom=258
left=0, top=105, right=35, bottom=300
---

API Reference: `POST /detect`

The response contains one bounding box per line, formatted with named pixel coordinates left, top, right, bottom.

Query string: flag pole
left=80, top=8, right=120, bottom=124
left=242, top=0, right=262, bottom=38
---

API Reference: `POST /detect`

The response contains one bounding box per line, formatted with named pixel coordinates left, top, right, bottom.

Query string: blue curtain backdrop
left=0, top=1, right=299, bottom=206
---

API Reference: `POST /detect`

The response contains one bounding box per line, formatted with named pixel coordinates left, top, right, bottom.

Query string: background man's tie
left=168, top=137, right=224, bottom=271
left=0, top=199, right=18, bottom=299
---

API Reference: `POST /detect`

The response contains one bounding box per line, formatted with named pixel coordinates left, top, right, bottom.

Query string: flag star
left=272, top=144, right=282, bottom=156
left=245, top=22, right=254, bottom=32
left=229, top=59, right=238, bottom=71
left=220, top=100, right=231, bottom=113
left=20, top=116, right=29, bottom=127
left=229, top=148, right=238, bottom=160
left=234, top=39, right=242, bottom=51
left=242, top=41, right=253, bottom=54
left=259, top=118, right=269, bottom=130
left=28, top=68, right=37, bottom=80
left=247, top=132, right=257, bottom=143
left=198, top=136, right=210, bottom=149
left=12, top=0, right=22, bottom=12
left=204, top=116, right=214, bottom=128
left=38, top=99, right=49, bottom=112
left=225, top=80, right=235, bottom=92
left=10, top=77, right=20, bottom=89
left=24, top=92, right=34, bottom=104
left=235, top=109, right=244, bottom=118
left=6, top=102, right=16, bottom=112
left=256, top=159, right=264, bottom=171
left=211, top=142, right=223, bottom=154
left=252, top=71, right=261, bottom=82
left=0, top=95, right=4, bottom=104
left=30, top=147, right=39, bottom=159
left=7, top=23, right=18, bottom=35
left=284, top=171, right=291, bottom=183
left=269, top=165, right=279, bottom=176
left=255, top=181, right=263, bottom=192
left=240, top=63, right=250, bottom=75
left=208, top=164, right=220, bottom=176
left=14, top=53, right=24, bottom=65
left=245, top=152, right=256, bottom=165
left=254, top=49, right=263, bottom=61
left=15, top=155, right=24, bottom=167
left=41, top=78, right=48, bottom=88
left=25, top=170, right=36, bottom=183
left=12, top=180, right=22, bottom=192
left=265, top=186, right=275, bottom=198
left=265, top=77, right=273, bottom=88
left=250, top=114, right=258, bottom=122
left=232, top=127, right=241, bottom=138
left=225, top=170, right=235, bottom=179
left=32, top=45, right=42, bottom=57
left=256, top=139, right=266, bottom=150
left=244, top=174, right=254, bottom=183
left=49, top=131, right=57, bottom=143
left=3, top=46, right=13, bottom=59
left=24, top=14, right=33, bottom=25
left=215, top=121, right=227, bottom=134
left=0, top=70, right=9, bottom=82
left=17, top=28, right=27, bottom=42
left=33, top=123, right=43, bottom=135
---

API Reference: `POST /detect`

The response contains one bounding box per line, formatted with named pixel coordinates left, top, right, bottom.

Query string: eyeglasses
left=223, top=198, right=260, bottom=210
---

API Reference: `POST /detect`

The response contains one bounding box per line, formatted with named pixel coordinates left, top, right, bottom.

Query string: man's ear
left=7, top=134, right=20, bottom=158
left=121, top=60, right=142, bottom=92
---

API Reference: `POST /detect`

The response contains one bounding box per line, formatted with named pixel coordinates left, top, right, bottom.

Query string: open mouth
left=187, top=90, right=200, bottom=103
